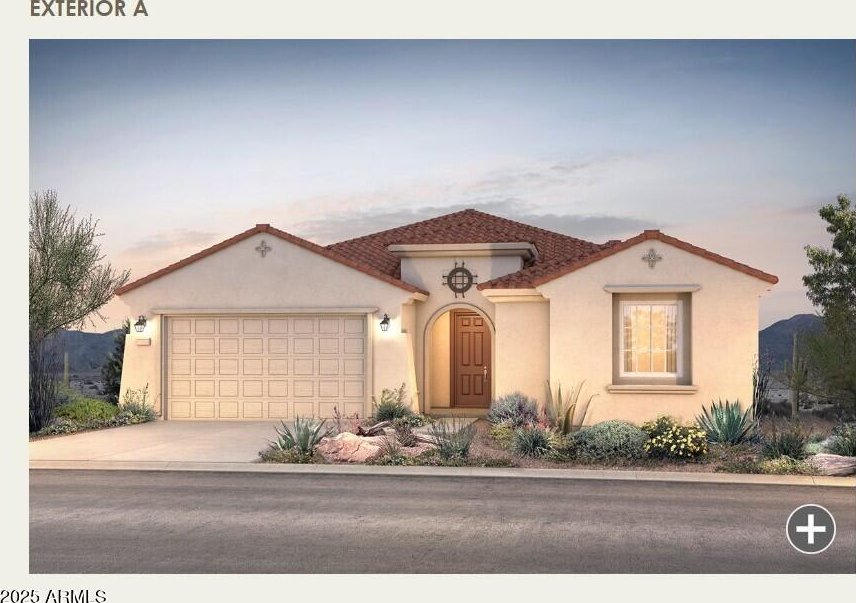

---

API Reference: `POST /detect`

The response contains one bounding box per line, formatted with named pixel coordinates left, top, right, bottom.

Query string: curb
left=28, top=460, right=856, bottom=487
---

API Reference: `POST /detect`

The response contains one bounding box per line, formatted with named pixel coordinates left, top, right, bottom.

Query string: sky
left=29, top=39, right=855, bottom=331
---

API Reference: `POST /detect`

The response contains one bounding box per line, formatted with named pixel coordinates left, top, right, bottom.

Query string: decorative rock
left=807, top=453, right=856, bottom=476
left=316, top=432, right=385, bottom=463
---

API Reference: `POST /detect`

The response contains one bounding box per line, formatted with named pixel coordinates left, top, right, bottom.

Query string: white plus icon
left=796, top=513, right=827, bottom=544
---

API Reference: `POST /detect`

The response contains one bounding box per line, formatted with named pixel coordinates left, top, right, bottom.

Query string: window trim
left=618, top=299, right=684, bottom=380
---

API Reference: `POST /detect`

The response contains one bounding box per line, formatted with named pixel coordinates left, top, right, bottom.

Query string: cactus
left=783, top=332, right=809, bottom=419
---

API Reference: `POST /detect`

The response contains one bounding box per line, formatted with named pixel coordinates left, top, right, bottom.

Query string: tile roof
left=116, top=209, right=777, bottom=297
left=115, top=224, right=428, bottom=296
left=491, top=229, right=778, bottom=287
left=327, top=208, right=609, bottom=284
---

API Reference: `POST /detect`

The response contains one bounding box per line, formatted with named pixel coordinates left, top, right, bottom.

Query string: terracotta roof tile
left=115, top=224, right=428, bottom=296
left=478, top=229, right=778, bottom=288
left=117, top=210, right=777, bottom=298
left=327, top=208, right=605, bottom=282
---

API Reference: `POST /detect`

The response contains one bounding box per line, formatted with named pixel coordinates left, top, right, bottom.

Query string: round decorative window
left=446, top=265, right=474, bottom=295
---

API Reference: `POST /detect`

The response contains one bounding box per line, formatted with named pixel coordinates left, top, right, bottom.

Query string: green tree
left=101, top=319, right=130, bottom=404
left=802, top=194, right=856, bottom=415
left=804, top=194, right=856, bottom=312
left=29, top=190, right=129, bottom=431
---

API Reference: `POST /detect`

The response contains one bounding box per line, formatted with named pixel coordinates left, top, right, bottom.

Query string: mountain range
left=758, top=313, right=823, bottom=371
left=49, top=328, right=123, bottom=376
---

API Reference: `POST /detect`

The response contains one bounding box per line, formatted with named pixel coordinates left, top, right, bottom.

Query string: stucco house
left=116, top=209, right=777, bottom=424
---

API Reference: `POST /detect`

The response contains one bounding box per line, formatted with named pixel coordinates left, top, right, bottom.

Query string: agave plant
left=269, top=416, right=333, bottom=454
left=544, top=381, right=596, bottom=436
left=696, top=399, right=755, bottom=444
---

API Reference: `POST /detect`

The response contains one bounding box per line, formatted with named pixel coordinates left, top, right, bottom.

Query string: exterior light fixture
left=134, top=315, right=147, bottom=333
left=379, top=313, right=390, bottom=332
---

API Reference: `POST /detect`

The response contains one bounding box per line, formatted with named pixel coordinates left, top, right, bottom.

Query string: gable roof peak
left=115, top=222, right=428, bottom=296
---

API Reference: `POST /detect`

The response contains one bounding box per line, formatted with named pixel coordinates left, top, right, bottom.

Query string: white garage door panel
left=167, top=314, right=367, bottom=420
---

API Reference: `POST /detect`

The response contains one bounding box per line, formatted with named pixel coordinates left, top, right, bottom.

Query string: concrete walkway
left=29, top=421, right=281, bottom=463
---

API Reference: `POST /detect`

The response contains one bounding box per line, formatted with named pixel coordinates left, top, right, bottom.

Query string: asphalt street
left=30, top=470, right=856, bottom=573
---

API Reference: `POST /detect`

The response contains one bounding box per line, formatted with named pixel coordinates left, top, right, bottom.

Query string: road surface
left=30, top=470, right=855, bottom=573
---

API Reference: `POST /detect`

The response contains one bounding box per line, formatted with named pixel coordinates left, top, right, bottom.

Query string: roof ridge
left=327, top=207, right=599, bottom=249
left=326, top=208, right=478, bottom=248
left=460, top=208, right=595, bottom=245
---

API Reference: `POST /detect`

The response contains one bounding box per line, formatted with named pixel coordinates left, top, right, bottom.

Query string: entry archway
left=423, top=303, right=495, bottom=415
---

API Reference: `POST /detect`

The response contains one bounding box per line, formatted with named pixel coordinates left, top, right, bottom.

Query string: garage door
left=166, top=314, right=367, bottom=420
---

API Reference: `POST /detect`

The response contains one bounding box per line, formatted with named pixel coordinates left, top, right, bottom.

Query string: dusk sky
left=29, top=40, right=855, bottom=330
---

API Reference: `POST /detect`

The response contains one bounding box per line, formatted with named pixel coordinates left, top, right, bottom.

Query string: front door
left=451, top=311, right=492, bottom=407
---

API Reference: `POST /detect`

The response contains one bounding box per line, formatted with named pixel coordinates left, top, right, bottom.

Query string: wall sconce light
left=134, top=315, right=147, bottom=333
left=379, top=313, right=390, bottom=332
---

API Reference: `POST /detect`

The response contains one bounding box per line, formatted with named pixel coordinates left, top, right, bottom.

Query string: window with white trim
left=619, top=300, right=683, bottom=378
left=612, top=292, right=692, bottom=387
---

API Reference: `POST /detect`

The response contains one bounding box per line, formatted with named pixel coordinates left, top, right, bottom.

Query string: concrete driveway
left=29, top=421, right=281, bottom=463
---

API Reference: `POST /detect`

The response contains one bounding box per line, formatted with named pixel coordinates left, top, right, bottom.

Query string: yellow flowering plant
left=641, top=415, right=708, bottom=459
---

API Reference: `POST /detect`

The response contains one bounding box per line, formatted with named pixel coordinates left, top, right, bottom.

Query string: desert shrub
left=392, top=414, right=431, bottom=428
left=269, top=416, right=332, bottom=455
left=365, top=436, right=417, bottom=466
left=641, top=416, right=707, bottom=459
left=696, top=399, right=755, bottom=444
left=488, top=422, right=516, bottom=448
left=548, top=432, right=577, bottom=460
left=716, top=458, right=764, bottom=474
left=641, top=415, right=679, bottom=439
left=511, top=425, right=554, bottom=457
left=120, top=385, right=156, bottom=421
left=544, top=381, right=595, bottom=435
left=259, top=447, right=320, bottom=464
left=29, top=340, right=61, bottom=433
left=573, top=420, right=648, bottom=461
left=372, top=383, right=413, bottom=422
left=429, top=418, right=477, bottom=460
left=415, top=449, right=517, bottom=467
left=805, top=440, right=826, bottom=455
left=368, top=453, right=417, bottom=466
left=37, top=416, right=80, bottom=436
left=761, top=421, right=810, bottom=460
left=395, top=423, right=418, bottom=447
left=331, top=405, right=362, bottom=435
left=486, top=392, right=538, bottom=427
left=55, top=397, right=119, bottom=422
left=825, top=423, right=856, bottom=456
left=716, top=456, right=816, bottom=475
left=757, top=456, right=818, bottom=475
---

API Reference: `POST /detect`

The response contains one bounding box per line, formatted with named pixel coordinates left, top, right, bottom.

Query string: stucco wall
left=428, top=312, right=451, bottom=408
left=119, top=318, right=163, bottom=415
left=408, top=255, right=507, bottom=412
left=118, top=232, right=416, bottom=418
left=539, top=240, right=772, bottom=425
left=493, top=300, right=550, bottom=406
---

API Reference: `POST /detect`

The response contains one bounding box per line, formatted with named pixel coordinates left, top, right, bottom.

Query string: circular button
left=786, top=504, right=836, bottom=554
